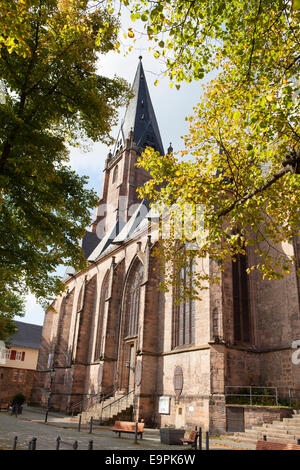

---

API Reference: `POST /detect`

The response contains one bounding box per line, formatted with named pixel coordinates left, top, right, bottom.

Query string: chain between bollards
left=13, top=435, right=93, bottom=450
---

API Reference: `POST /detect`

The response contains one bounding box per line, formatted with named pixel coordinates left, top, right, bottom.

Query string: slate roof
left=115, top=57, right=164, bottom=156
left=9, top=321, right=42, bottom=350
left=81, top=231, right=100, bottom=259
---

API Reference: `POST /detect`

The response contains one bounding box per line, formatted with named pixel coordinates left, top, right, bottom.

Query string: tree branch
left=218, top=159, right=297, bottom=219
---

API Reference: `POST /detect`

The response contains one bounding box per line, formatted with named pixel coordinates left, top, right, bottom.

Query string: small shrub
left=11, top=393, right=25, bottom=406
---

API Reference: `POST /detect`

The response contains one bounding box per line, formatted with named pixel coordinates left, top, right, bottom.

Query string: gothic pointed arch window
left=232, top=247, right=251, bottom=344
left=94, top=272, right=110, bottom=360
left=112, top=165, right=118, bottom=184
left=173, top=257, right=195, bottom=348
left=124, top=259, right=144, bottom=338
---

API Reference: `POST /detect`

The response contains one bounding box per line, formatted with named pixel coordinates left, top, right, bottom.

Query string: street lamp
left=45, top=367, right=55, bottom=423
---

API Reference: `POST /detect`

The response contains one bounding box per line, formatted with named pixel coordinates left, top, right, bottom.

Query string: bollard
left=73, top=440, right=78, bottom=450
left=56, top=436, right=61, bottom=450
left=263, top=435, right=267, bottom=441
left=192, top=426, right=197, bottom=449
left=206, top=431, right=209, bottom=451
left=12, top=436, right=17, bottom=450
left=89, top=416, right=93, bottom=434
left=88, top=440, right=93, bottom=450
left=134, top=422, right=138, bottom=443
left=45, top=410, right=48, bottom=423
left=198, top=427, right=202, bottom=450
left=78, top=415, right=81, bottom=432
left=31, top=437, right=37, bottom=450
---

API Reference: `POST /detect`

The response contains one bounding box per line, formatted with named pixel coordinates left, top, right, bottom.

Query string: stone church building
left=31, top=58, right=300, bottom=434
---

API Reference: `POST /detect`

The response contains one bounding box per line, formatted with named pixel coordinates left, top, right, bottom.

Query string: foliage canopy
left=0, top=0, right=130, bottom=339
left=125, top=0, right=300, bottom=296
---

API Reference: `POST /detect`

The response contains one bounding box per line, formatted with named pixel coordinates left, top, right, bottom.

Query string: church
left=31, top=58, right=300, bottom=435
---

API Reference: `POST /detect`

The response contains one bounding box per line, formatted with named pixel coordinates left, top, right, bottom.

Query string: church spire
left=116, top=57, right=164, bottom=156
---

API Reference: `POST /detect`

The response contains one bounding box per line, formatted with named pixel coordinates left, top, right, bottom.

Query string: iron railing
left=225, top=386, right=300, bottom=408
left=69, top=385, right=114, bottom=416
left=100, top=389, right=135, bottom=423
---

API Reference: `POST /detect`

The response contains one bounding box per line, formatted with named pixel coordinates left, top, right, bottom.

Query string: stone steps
left=283, top=416, right=300, bottom=423
left=76, top=392, right=134, bottom=424
left=230, top=434, right=298, bottom=445
left=262, top=423, right=300, bottom=433
left=225, top=410, right=300, bottom=446
left=233, top=431, right=295, bottom=441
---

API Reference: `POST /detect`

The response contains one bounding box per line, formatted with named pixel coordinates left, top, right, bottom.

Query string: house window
left=18, top=370, right=25, bottom=383
left=124, top=260, right=144, bottom=338
left=2, top=349, right=11, bottom=360
left=16, top=351, right=22, bottom=361
left=232, top=250, right=251, bottom=343
left=173, top=259, right=195, bottom=348
left=12, top=370, right=18, bottom=382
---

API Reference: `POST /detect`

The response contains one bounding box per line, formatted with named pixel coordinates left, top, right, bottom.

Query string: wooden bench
left=180, top=430, right=198, bottom=447
left=0, top=403, right=9, bottom=411
left=111, top=421, right=144, bottom=439
left=256, top=440, right=300, bottom=450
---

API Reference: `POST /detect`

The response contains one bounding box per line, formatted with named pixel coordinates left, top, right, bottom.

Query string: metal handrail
left=100, top=389, right=135, bottom=423
left=225, top=386, right=300, bottom=407
left=69, top=385, right=114, bottom=415
left=102, top=389, right=134, bottom=411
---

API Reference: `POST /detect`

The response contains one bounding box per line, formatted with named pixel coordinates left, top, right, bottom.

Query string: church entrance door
left=128, top=344, right=135, bottom=392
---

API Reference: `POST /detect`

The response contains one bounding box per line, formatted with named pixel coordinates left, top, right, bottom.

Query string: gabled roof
left=81, top=231, right=100, bottom=259
left=88, top=220, right=123, bottom=262
left=115, top=57, right=164, bottom=156
left=8, top=321, right=42, bottom=350
left=112, top=200, right=150, bottom=245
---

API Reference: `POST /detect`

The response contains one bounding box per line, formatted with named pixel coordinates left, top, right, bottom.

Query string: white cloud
left=16, top=293, right=44, bottom=326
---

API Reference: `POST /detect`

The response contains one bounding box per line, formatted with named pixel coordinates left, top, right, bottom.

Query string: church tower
left=82, top=57, right=164, bottom=259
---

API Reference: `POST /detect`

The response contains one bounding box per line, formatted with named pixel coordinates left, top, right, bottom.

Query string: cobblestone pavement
left=0, top=406, right=254, bottom=451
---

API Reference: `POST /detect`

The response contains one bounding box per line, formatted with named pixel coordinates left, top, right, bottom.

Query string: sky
left=16, top=10, right=206, bottom=326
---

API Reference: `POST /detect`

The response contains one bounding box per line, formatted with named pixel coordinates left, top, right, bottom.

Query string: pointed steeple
left=116, top=56, right=164, bottom=155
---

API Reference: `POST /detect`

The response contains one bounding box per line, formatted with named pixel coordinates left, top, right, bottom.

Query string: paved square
left=0, top=406, right=253, bottom=450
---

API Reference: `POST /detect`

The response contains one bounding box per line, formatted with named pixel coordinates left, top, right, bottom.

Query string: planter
left=160, top=428, right=184, bottom=445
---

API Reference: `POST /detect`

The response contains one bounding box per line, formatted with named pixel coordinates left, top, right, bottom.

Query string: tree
left=127, top=0, right=300, bottom=297
left=0, top=0, right=130, bottom=340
